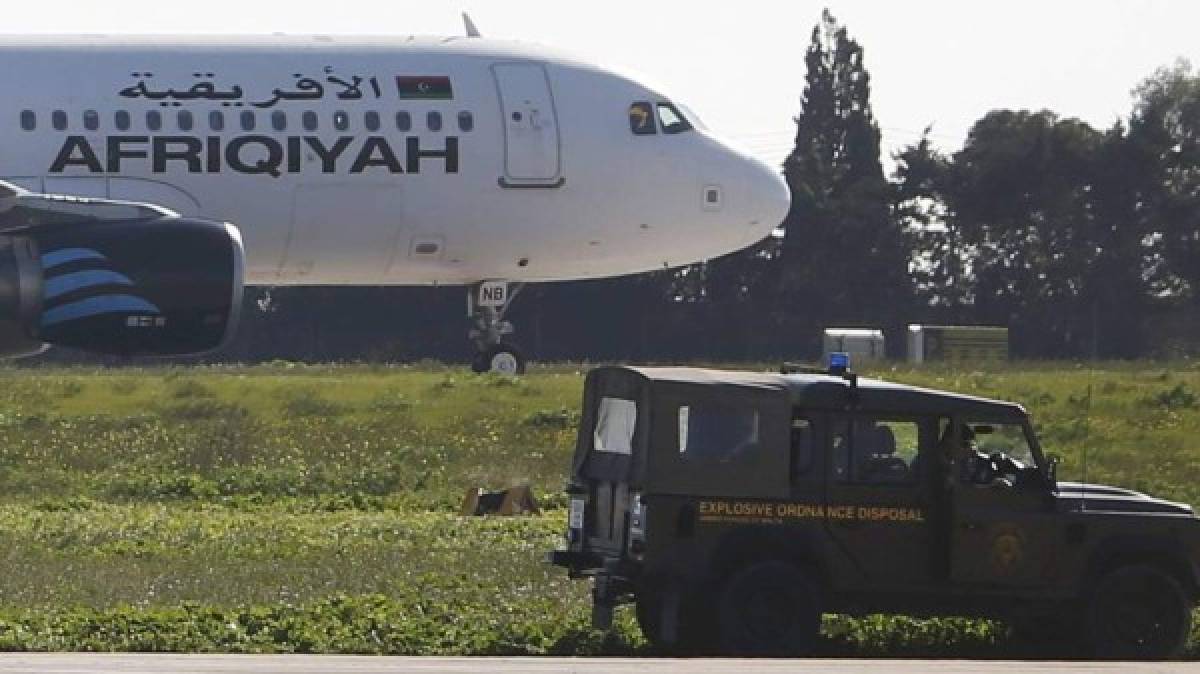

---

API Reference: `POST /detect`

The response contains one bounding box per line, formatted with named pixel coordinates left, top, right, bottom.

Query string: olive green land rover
left=549, top=365, right=1200, bottom=659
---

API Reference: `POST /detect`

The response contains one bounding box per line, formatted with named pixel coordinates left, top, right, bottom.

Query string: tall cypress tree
left=777, top=9, right=909, bottom=348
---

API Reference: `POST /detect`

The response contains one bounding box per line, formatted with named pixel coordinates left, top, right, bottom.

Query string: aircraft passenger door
left=491, top=63, right=562, bottom=186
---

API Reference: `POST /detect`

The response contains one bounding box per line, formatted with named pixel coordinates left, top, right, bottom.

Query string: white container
left=822, top=328, right=886, bottom=363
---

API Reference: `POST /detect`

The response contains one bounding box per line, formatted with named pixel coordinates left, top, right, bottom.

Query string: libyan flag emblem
left=396, top=76, right=453, bottom=99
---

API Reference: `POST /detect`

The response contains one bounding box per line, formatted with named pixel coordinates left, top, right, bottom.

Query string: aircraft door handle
left=960, top=521, right=982, bottom=531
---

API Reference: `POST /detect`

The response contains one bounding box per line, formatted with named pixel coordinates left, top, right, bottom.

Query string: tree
left=1129, top=60, right=1200, bottom=302
left=777, top=9, right=909, bottom=348
left=918, top=110, right=1149, bottom=357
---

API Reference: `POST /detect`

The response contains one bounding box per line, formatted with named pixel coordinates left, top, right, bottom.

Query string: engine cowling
left=0, top=182, right=244, bottom=357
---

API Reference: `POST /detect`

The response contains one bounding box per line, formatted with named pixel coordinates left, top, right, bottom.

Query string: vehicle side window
left=791, top=417, right=814, bottom=481
left=629, top=102, right=656, bottom=135
left=831, top=416, right=921, bottom=485
left=594, top=397, right=636, bottom=455
left=678, top=403, right=760, bottom=463
left=965, top=421, right=1035, bottom=466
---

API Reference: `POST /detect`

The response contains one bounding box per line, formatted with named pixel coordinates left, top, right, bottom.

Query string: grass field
left=0, top=361, right=1197, bottom=655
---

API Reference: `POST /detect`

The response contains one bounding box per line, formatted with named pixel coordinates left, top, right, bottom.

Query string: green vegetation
left=0, top=361, right=1197, bottom=655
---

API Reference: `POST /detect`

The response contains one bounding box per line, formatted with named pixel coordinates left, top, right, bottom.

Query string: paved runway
left=0, top=656, right=1193, bottom=673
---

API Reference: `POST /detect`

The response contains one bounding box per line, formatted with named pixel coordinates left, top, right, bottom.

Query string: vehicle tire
left=1085, top=564, right=1192, bottom=660
left=472, top=343, right=525, bottom=375
left=718, top=560, right=821, bottom=656
left=636, top=584, right=714, bottom=654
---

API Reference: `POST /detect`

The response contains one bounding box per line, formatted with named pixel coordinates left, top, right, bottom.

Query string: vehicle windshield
left=967, top=421, right=1036, bottom=468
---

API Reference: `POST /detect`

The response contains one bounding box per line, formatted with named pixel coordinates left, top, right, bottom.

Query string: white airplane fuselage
left=0, top=35, right=789, bottom=286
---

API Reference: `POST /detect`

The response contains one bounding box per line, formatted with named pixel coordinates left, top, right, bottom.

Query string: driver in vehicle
left=961, top=424, right=1026, bottom=487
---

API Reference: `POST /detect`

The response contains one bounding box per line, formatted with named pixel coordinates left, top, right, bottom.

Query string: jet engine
left=0, top=181, right=244, bottom=357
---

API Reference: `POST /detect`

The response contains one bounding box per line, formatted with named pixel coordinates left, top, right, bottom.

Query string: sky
left=5, top=1, right=1197, bottom=169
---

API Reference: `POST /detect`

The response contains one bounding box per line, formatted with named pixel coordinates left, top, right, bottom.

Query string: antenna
left=1081, top=377, right=1092, bottom=512
left=1081, top=300, right=1099, bottom=512
left=462, top=12, right=483, bottom=38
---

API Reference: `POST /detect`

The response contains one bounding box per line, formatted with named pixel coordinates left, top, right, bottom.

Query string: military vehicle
left=548, top=362, right=1200, bottom=659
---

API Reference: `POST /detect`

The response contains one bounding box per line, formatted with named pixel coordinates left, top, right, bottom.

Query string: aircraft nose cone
left=748, top=161, right=790, bottom=240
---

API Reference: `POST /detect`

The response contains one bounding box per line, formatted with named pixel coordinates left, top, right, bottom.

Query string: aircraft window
left=364, top=111, right=380, bottom=132
left=83, top=110, right=99, bottom=132
left=272, top=111, right=287, bottom=132
left=19, top=111, right=35, bottom=131
left=52, top=110, right=68, bottom=131
left=396, top=111, right=411, bottom=132
left=240, top=111, right=256, bottom=131
left=302, top=111, right=318, bottom=131
left=146, top=110, right=162, bottom=132
left=427, top=111, right=442, bottom=132
left=629, top=102, right=656, bottom=135
left=178, top=110, right=194, bottom=131
left=209, top=111, right=225, bottom=132
left=657, top=103, right=693, bottom=134
left=115, top=111, right=131, bottom=131
left=334, top=111, right=349, bottom=131
left=457, top=111, right=473, bottom=132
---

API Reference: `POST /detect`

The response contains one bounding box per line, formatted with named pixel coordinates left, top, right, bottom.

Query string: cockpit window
left=629, top=102, right=656, bottom=135
left=657, top=103, right=693, bottom=134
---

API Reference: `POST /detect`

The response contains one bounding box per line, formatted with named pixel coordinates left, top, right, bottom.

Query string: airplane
left=0, top=17, right=790, bottom=373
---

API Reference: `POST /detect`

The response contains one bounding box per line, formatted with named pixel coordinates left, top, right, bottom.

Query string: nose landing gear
left=468, top=281, right=527, bottom=375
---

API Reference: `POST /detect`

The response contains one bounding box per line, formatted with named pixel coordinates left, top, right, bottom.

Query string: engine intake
left=0, top=182, right=244, bottom=357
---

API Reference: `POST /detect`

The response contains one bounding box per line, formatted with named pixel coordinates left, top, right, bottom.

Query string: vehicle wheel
left=718, top=561, right=821, bottom=656
left=635, top=590, right=663, bottom=646
left=471, top=343, right=526, bottom=375
left=1086, top=564, right=1192, bottom=660
left=636, top=584, right=714, bottom=654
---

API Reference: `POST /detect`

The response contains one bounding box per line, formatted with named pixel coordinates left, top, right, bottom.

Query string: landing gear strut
left=468, top=281, right=526, bottom=375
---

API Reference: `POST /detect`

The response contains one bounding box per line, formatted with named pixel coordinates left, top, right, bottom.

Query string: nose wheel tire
left=1086, top=564, right=1191, bottom=660
left=471, top=343, right=526, bottom=375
